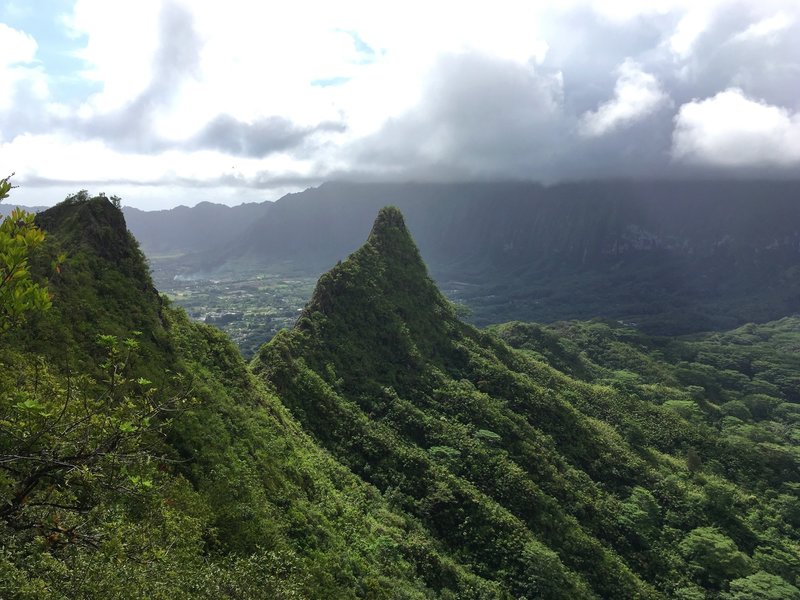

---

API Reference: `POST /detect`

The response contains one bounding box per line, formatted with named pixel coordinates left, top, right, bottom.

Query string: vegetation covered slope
left=4, top=194, right=798, bottom=599
left=1, top=195, right=504, bottom=599
left=255, top=206, right=800, bottom=599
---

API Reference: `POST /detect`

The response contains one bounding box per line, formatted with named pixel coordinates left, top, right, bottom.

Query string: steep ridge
left=255, top=207, right=800, bottom=599
left=3, top=196, right=504, bottom=598
left=7, top=196, right=797, bottom=598
left=28, top=195, right=175, bottom=382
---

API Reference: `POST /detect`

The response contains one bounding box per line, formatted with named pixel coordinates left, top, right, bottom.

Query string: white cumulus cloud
left=579, top=59, right=669, bottom=137
left=667, top=8, right=712, bottom=59
left=0, top=22, right=36, bottom=66
left=671, top=88, right=800, bottom=167
left=0, top=23, right=48, bottom=116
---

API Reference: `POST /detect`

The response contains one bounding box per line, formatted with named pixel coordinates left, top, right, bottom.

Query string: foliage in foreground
left=0, top=176, right=55, bottom=333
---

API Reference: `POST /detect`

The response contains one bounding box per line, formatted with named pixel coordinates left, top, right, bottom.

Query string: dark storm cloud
left=536, top=7, right=673, bottom=115
left=351, top=50, right=675, bottom=181
left=189, top=115, right=346, bottom=158
left=349, top=2, right=800, bottom=182
left=353, top=52, right=569, bottom=179
left=663, top=8, right=800, bottom=110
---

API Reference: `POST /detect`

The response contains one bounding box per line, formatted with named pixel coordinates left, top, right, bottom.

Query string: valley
left=150, top=260, right=316, bottom=357
left=137, top=181, right=800, bottom=356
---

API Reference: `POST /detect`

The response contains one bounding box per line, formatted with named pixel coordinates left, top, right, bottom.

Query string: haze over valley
left=119, top=180, right=800, bottom=354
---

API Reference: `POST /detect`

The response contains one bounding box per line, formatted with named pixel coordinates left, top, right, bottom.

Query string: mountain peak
left=364, top=205, right=424, bottom=268
left=369, top=205, right=407, bottom=238
left=303, top=206, right=438, bottom=319
left=36, top=195, right=133, bottom=263
left=279, top=206, right=460, bottom=393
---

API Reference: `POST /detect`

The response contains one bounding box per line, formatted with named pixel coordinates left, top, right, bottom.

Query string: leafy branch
left=0, top=334, right=194, bottom=548
left=0, top=174, right=61, bottom=333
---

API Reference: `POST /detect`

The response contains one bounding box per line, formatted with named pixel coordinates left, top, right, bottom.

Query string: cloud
left=190, top=115, right=346, bottom=158
left=63, top=1, right=339, bottom=159
left=667, top=8, right=712, bottom=59
left=672, top=88, right=800, bottom=167
left=0, top=21, right=36, bottom=65
left=352, top=52, right=567, bottom=178
left=70, top=0, right=201, bottom=151
left=579, top=59, right=670, bottom=137
left=731, top=11, right=794, bottom=43
left=3, top=0, right=800, bottom=207
left=0, top=23, right=49, bottom=138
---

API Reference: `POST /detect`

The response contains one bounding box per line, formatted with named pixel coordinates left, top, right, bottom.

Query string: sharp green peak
left=272, top=205, right=461, bottom=398
left=368, top=205, right=408, bottom=239
left=29, top=193, right=168, bottom=376
left=365, top=205, right=426, bottom=268
left=302, top=205, right=442, bottom=319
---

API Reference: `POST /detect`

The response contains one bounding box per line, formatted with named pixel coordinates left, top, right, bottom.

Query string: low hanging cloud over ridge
left=352, top=52, right=567, bottom=178
left=0, top=0, right=799, bottom=208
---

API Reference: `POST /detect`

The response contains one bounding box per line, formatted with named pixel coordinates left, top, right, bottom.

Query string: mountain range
left=124, top=180, right=800, bottom=334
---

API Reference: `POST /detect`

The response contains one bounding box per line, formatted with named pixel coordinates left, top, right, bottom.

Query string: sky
left=1, top=0, right=799, bottom=209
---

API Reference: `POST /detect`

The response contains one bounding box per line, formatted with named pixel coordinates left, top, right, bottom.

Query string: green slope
left=255, top=207, right=800, bottom=599
left=4, top=196, right=798, bottom=599
left=1, top=196, right=502, bottom=599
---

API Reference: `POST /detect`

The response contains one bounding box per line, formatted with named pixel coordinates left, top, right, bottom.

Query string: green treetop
left=0, top=176, right=53, bottom=332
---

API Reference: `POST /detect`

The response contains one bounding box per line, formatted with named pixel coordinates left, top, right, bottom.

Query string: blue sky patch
left=336, top=28, right=376, bottom=64
left=311, top=76, right=351, bottom=87
left=1, top=0, right=100, bottom=103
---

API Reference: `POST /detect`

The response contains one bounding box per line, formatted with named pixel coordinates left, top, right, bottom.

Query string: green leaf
left=119, top=421, right=138, bottom=433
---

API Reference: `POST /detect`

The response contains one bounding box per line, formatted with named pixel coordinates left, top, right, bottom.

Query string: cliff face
left=213, top=180, right=800, bottom=267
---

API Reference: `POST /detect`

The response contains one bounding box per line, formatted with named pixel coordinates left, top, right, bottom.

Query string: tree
left=679, top=526, right=751, bottom=588
left=726, top=571, right=800, bottom=600
left=0, top=333, right=191, bottom=547
left=618, top=486, right=661, bottom=548
left=686, top=447, right=703, bottom=473
left=0, top=175, right=53, bottom=332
